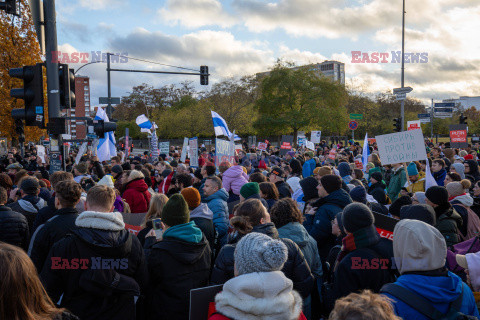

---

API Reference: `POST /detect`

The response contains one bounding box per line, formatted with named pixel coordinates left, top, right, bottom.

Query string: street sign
left=349, top=113, right=363, bottom=120
left=396, top=93, right=407, bottom=101
left=393, top=87, right=413, bottom=94
left=434, top=107, right=453, bottom=113
left=99, top=97, right=121, bottom=104
left=434, top=102, right=455, bottom=108
left=348, top=120, right=358, bottom=130
left=418, top=113, right=431, bottom=124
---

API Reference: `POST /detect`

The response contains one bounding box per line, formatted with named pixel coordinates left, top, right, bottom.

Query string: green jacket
left=387, top=167, right=407, bottom=202
left=435, top=207, right=462, bottom=247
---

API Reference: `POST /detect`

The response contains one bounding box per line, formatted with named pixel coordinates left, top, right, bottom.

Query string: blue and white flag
left=136, top=114, right=153, bottom=133
left=362, top=133, right=369, bottom=172
left=211, top=111, right=241, bottom=141
left=95, top=108, right=116, bottom=162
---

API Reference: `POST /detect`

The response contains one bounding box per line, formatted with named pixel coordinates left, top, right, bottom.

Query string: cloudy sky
left=55, top=0, right=480, bottom=108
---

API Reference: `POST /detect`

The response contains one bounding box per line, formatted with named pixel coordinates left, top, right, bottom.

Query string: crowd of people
left=2, top=139, right=480, bottom=319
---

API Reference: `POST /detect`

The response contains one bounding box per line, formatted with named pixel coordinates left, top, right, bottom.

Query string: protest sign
left=373, top=211, right=398, bottom=241
left=159, top=141, right=170, bottom=154
left=150, top=133, right=159, bottom=159
left=306, top=140, right=315, bottom=151
left=180, top=138, right=189, bottom=162
left=36, top=145, right=46, bottom=164
left=188, top=138, right=199, bottom=167
left=297, top=136, right=306, bottom=147
left=449, top=124, right=468, bottom=148
left=280, top=135, right=294, bottom=156
left=189, top=284, right=223, bottom=320
left=407, top=120, right=421, bottom=131
left=311, top=131, right=322, bottom=144
left=74, top=142, right=87, bottom=165
left=328, top=148, right=337, bottom=160
left=354, top=158, right=363, bottom=169
left=215, top=138, right=235, bottom=167
left=257, top=142, right=268, bottom=151
left=375, top=129, right=427, bottom=165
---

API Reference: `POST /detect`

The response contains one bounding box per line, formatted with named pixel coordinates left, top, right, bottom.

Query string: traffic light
left=93, top=120, right=117, bottom=137
left=393, top=118, right=402, bottom=132
left=460, top=113, right=468, bottom=125
left=59, top=64, right=76, bottom=109
left=14, top=119, right=25, bottom=143
left=200, top=65, right=209, bottom=85
left=9, top=63, right=44, bottom=127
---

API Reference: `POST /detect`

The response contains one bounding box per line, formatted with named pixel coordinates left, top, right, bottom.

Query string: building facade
left=442, top=96, right=480, bottom=110
left=67, top=75, right=91, bottom=139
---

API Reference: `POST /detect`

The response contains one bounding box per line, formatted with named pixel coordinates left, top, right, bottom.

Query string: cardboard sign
left=159, top=141, right=170, bottom=154
left=407, top=120, right=421, bottom=131
left=36, top=145, right=46, bottom=164
left=373, top=211, right=398, bottom=241
left=189, top=284, right=223, bottom=320
left=257, top=142, right=268, bottom=151
left=180, top=138, right=189, bottom=162
left=311, top=131, right=322, bottom=144
left=306, top=140, right=315, bottom=151
left=328, top=148, right=337, bottom=160
left=354, top=158, right=363, bottom=169
left=449, top=124, right=468, bottom=148
left=215, top=139, right=236, bottom=167
left=375, top=129, right=427, bottom=165
left=297, top=136, right=307, bottom=147
left=280, top=135, right=294, bottom=156
left=189, top=138, right=199, bottom=168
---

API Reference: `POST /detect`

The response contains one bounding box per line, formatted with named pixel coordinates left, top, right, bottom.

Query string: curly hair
left=270, top=198, right=303, bottom=229
left=55, top=180, right=82, bottom=207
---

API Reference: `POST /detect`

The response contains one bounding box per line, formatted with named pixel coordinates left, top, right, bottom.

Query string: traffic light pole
left=107, top=53, right=112, bottom=119
left=400, top=0, right=405, bottom=132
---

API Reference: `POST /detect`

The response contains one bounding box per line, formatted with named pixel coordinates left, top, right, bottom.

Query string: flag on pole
left=136, top=114, right=153, bottom=129
left=425, top=158, right=438, bottom=190
left=94, top=108, right=116, bottom=162
left=211, top=111, right=242, bottom=141
left=362, top=133, right=369, bottom=172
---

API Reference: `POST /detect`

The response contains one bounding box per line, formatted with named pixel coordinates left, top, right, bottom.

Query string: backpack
left=456, top=204, right=480, bottom=242
left=381, top=283, right=478, bottom=320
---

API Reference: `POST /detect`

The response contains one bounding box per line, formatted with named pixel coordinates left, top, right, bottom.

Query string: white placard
left=407, top=120, right=421, bottom=131
left=159, top=141, right=170, bottom=154
left=306, top=140, right=315, bottom=151
left=311, top=131, right=322, bottom=144
left=180, top=137, right=189, bottom=163
left=36, top=145, right=46, bottom=163
left=75, top=142, right=88, bottom=165
left=188, top=138, right=199, bottom=167
left=376, top=129, right=427, bottom=165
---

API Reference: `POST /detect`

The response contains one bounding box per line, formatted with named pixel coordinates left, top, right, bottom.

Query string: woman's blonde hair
left=142, top=193, right=168, bottom=227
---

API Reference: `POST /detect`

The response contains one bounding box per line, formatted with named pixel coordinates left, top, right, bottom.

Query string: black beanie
left=400, top=204, right=436, bottom=226
left=350, top=185, right=367, bottom=204
left=342, top=203, right=375, bottom=233
left=161, top=194, right=190, bottom=227
left=389, top=195, right=413, bottom=217
left=300, top=177, right=318, bottom=201
left=121, top=162, right=131, bottom=171
left=320, top=174, right=342, bottom=194
left=370, top=171, right=383, bottom=182
left=425, top=186, right=449, bottom=206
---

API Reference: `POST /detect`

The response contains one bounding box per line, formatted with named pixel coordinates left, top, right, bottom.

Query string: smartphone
left=152, top=218, right=163, bottom=239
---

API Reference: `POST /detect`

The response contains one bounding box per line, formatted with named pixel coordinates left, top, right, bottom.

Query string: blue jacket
left=278, top=222, right=323, bottom=279
left=383, top=272, right=480, bottom=320
left=302, top=159, right=316, bottom=178
left=303, top=188, right=352, bottom=259
left=433, top=168, right=447, bottom=186
left=204, top=188, right=229, bottom=246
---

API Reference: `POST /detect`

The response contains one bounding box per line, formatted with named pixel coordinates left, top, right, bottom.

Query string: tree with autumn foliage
left=0, top=0, right=45, bottom=147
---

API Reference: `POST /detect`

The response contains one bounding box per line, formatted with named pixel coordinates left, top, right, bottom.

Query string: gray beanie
left=234, top=232, right=288, bottom=276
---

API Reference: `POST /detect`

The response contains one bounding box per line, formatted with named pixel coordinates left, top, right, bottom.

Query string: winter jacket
left=334, top=237, right=395, bottom=299
left=266, top=198, right=277, bottom=211
left=222, top=166, right=248, bottom=196
left=302, top=158, right=316, bottom=178
left=405, top=176, right=425, bottom=193
left=275, top=181, right=292, bottom=199
left=303, top=189, right=352, bottom=260
left=387, top=166, right=407, bottom=202
left=29, top=207, right=79, bottom=273
left=40, top=211, right=148, bottom=320
left=244, top=193, right=269, bottom=209
left=435, top=205, right=462, bottom=246
left=210, top=271, right=304, bottom=320
left=0, top=204, right=29, bottom=250
left=123, top=178, right=152, bottom=213
left=383, top=272, right=480, bottom=319
left=33, top=195, right=56, bottom=232
left=204, top=188, right=229, bottom=247
left=450, top=194, right=474, bottom=238
left=211, top=223, right=315, bottom=298
left=433, top=168, right=447, bottom=187
left=145, top=221, right=211, bottom=320
left=368, top=181, right=388, bottom=205
left=278, top=222, right=323, bottom=279
left=190, top=203, right=216, bottom=250
left=136, top=221, right=152, bottom=247
left=8, top=195, right=46, bottom=232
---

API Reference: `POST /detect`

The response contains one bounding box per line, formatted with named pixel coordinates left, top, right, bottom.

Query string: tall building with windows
left=67, top=75, right=90, bottom=139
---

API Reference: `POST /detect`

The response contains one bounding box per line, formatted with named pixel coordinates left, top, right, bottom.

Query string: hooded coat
left=204, top=188, right=229, bottom=247
left=222, top=166, right=248, bottom=196
left=0, top=204, right=29, bottom=250
left=190, top=203, right=215, bottom=250
left=122, top=178, right=151, bottom=213
left=434, top=204, right=463, bottom=246
left=450, top=194, right=474, bottom=238
left=8, top=195, right=46, bottom=232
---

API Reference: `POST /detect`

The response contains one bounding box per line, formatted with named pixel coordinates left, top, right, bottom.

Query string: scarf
left=335, top=225, right=380, bottom=269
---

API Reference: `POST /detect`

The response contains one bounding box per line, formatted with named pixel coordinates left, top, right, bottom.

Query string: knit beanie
left=414, top=191, right=427, bottom=204
left=407, top=162, right=419, bottom=176
left=370, top=171, right=383, bottom=183
left=320, top=174, right=342, bottom=194
left=446, top=182, right=465, bottom=198
left=234, top=232, right=288, bottom=276
left=240, top=182, right=260, bottom=199
left=338, top=162, right=352, bottom=178
left=305, top=151, right=314, bottom=159
left=111, top=164, right=123, bottom=175
left=161, top=194, right=190, bottom=227
left=389, top=196, right=413, bottom=217
left=451, top=163, right=465, bottom=179
left=313, top=166, right=332, bottom=177
left=425, top=186, right=449, bottom=206
left=400, top=204, right=436, bottom=226
left=349, top=185, right=367, bottom=204
left=342, top=203, right=375, bottom=233
left=181, top=187, right=201, bottom=209
left=300, top=177, right=318, bottom=201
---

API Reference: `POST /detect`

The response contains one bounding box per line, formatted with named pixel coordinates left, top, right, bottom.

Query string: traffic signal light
left=9, top=63, right=45, bottom=127
left=93, top=120, right=117, bottom=137
left=460, top=113, right=468, bottom=125
left=14, top=119, right=25, bottom=143
left=59, top=64, right=76, bottom=109
left=200, top=65, right=209, bottom=85
left=393, top=118, right=402, bottom=132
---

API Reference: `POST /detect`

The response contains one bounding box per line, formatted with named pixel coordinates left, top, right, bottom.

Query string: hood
left=205, top=188, right=229, bottom=202
left=252, top=223, right=279, bottom=239
left=223, top=165, right=248, bottom=180
left=190, top=203, right=213, bottom=220
left=396, top=272, right=463, bottom=304
left=286, top=177, right=301, bottom=194
left=277, top=222, right=309, bottom=248
left=451, top=163, right=465, bottom=179
left=18, top=197, right=45, bottom=213
left=215, top=271, right=302, bottom=320
left=451, top=194, right=474, bottom=207
left=315, top=188, right=352, bottom=209
left=73, top=223, right=131, bottom=257
left=125, top=178, right=148, bottom=193
left=437, top=206, right=463, bottom=224
left=76, top=210, right=125, bottom=231
left=338, top=162, right=352, bottom=177
left=163, top=221, right=203, bottom=243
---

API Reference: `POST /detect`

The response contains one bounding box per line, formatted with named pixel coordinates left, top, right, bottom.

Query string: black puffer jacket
left=368, top=181, right=388, bottom=205
left=0, top=205, right=29, bottom=250
left=33, top=195, right=56, bottom=233
left=210, top=223, right=315, bottom=298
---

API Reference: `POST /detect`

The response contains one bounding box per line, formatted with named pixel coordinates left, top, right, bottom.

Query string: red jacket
left=122, top=178, right=151, bottom=213
left=207, top=302, right=307, bottom=320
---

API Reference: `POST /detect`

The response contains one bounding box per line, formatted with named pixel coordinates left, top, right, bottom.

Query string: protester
left=412, top=191, right=427, bottom=204
left=465, top=159, right=480, bottom=185
left=447, top=181, right=480, bottom=241
left=222, top=164, right=248, bottom=202
left=389, top=196, right=413, bottom=219
left=137, top=193, right=168, bottom=246
left=432, top=159, right=448, bottom=186
left=451, top=162, right=466, bottom=179
left=0, top=186, right=29, bottom=250
left=313, top=166, right=332, bottom=182
left=203, top=176, right=229, bottom=247
left=269, top=166, right=292, bottom=198
left=303, top=151, right=316, bottom=178
left=122, top=170, right=152, bottom=213
left=399, top=204, right=436, bottom=225
left=259, top=181, right=279, bottom=210
left=404, top=162, right=425, bottom=193
left=350, top=185, right=388, bottom=216
left=338, top=162, right=353, bottom=184
left=72, top=162, right=91, bottom=184
left=387, top=163, right=407, bottom=202
left=8, top=176, right=45, bottom=232
left=368, top=171, right=389, bottom=205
